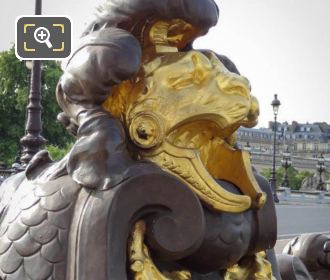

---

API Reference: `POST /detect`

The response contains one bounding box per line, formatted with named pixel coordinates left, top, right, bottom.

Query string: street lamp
left=20, top=0, right=46, bottom=166
left=316, top=154, right=326, bottom=191
left=25, top=61, right=33, bottom=94
left=281, top=148, right=292, bottom=188
left=270, top=94, right=281, bottom=202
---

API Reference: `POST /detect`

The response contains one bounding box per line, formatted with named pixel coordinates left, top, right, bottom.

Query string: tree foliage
left=46, top=143, right=73, bottom=161
left=0, top=47, right=73, bottom=164
left=260, top=166, right=313, bottom=190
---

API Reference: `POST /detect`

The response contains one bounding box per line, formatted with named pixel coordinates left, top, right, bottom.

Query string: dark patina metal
left=0, top=0, right=328, bottom=279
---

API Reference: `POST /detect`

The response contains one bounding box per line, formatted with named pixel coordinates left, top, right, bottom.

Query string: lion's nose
left=248, top=96, right=260, bottom=120
left=241, top=95, right=259, bottom=128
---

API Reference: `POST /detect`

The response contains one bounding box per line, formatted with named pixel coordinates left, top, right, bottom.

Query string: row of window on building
left=236, top=121, right=330, bottom=156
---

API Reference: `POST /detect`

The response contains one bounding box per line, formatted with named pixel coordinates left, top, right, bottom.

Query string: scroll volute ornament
left=129, top=220, right=192, bottom=280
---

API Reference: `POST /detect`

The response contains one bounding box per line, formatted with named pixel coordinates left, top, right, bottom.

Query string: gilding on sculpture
left=103, top=23, right=265, bottom=212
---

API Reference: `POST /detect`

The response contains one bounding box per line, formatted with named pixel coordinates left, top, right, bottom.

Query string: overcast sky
left=1, top=0, right=330, bottom=128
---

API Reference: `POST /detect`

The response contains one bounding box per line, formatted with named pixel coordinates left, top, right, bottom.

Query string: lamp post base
left=20, top=133, right=46, bottom=166
left=273, top=192, right=279, bottom=203
left=270, top=176, right=279, bottom=203
left=317, top=183, right=324, bottom=191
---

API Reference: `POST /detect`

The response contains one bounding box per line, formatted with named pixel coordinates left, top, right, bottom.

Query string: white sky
left=1, top=0, right=330, bottom=128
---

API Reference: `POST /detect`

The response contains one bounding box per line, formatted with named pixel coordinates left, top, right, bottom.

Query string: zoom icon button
left=34, top=27, right=53, bottom=48
left=16, top=16, right=71, bottom=60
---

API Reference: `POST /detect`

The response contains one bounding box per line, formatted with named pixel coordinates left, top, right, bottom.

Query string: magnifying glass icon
left=34, top=27, right=53, bottom=49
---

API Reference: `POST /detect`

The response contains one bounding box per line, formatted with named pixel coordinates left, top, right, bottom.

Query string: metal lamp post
left=25, top=61, right=33, bottom=93
left=20, top=0, right=46, bottom=166
left=281, top=148, right=292, bottom=188
left=316, top=154, right=326, bottom=191
left=244, top=141, right=252, bottom=154
left=270, top=94, right=281, bottom=202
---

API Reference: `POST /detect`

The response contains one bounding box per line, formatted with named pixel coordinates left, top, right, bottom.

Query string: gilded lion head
left=103, top=47, right=265, bottom=213
left=104, top=50, right=259, bottom=148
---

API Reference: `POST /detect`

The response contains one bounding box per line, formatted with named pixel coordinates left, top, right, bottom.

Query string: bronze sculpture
left=278, top=233, right=330, bottom=279
left=0, top=0, right=329, bottom=279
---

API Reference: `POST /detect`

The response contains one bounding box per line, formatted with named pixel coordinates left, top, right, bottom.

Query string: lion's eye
left=142, top=86, right=148, bottom=95
left=216, top=75, right=250, bottom=99
left=167, top=74, right=194, bottom=90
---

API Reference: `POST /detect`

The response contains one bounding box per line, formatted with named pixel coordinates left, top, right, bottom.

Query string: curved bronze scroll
left=66, top=164, right=205, bottom=280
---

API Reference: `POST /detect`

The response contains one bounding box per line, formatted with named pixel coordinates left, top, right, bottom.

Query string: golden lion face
left=145, top=51, right=254, bottom=134
left=104, top=50, right=258, bottom=143
left=103, top=50, right=265, bottom=213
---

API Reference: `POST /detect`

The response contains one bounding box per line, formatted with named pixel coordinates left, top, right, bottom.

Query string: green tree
left=47, top=142, right=73, bottom=161
left=0, top=47, right=73, bottom=164
left=260, top=166, right=313, bottom=190
left=260, top=167, right=282, bottom=184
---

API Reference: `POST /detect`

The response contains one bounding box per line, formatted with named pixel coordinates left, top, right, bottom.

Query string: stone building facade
left=236, top=121, right=330, bottom=158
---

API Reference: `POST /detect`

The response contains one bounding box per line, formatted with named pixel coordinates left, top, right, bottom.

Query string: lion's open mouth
left=135, top=119, right=267, bottom=213
left=167, top=118, right=240, bottom=148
